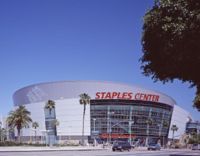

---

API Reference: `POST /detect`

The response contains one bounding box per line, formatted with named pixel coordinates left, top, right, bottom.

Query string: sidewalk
left=134, top=146, right=148, bottom=151
left=0, top=146, right=106, bottom=152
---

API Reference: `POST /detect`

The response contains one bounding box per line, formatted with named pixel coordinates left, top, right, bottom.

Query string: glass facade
left=90, top=99, right=173, bottom=145
left=186, top=121, right=200, bottom=134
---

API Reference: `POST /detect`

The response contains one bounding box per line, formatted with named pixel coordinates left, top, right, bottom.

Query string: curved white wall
left=20, top=98, right=90, bottom=137
left=168, top=105, right=192, bottom=139
left=13, top=81, right=176, bottom=107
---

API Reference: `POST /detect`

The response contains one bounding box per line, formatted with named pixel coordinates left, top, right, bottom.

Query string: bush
left=0, top=141, right=46, bottom=146
left=188, top=133, right=200, bottom=144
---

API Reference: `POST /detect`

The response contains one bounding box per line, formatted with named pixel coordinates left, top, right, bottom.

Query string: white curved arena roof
left=13, top=80, right=176, bottom=107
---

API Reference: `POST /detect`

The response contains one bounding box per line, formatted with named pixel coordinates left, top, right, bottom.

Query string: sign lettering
left=95, top=92, right=159, bottom=102
left=100, top=133, right=135, bottom=139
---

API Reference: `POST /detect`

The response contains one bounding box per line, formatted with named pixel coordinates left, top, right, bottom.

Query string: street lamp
left=92, top=118, right=96, bottom=146
left=157, top=124, right=161, bottom=145
left=129, top=121, right=134, bottom=144
left=57, top=131, right=62, bottom=145
left=0, top=122, right=2, bottom=142
left=40, top=130, right=48, bottom=146
left=107, top=111, right=114, bottom=144
left=93, top=118, right=96, bottom=132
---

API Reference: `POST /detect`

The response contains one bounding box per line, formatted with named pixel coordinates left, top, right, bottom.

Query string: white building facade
left=12, top=81, right=191, bottom=145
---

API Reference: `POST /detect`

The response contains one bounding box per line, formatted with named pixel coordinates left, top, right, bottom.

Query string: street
left=0, top=149, right=199, bottom=156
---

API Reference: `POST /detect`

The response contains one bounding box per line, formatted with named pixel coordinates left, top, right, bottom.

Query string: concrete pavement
left=0, top=146, right=106, bottom=152
left=0, top=147, right=199, bottom=156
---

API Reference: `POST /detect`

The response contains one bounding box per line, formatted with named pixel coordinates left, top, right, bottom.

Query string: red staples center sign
left=95, top=92, right=160, bottom=102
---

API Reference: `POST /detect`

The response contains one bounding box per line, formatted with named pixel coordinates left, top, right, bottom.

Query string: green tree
left=188, top=132, right=200, bottom=144
left=6, top=106, right=32, bottom=142
left=171, top=124, right=178, bottom=143
left=45, top=100, right=55, bottom=115
left=32, top=121, right=39, bottom=142
left=79, top=93, right=91, bottom=145
left=141, top=0, right=200, bottom=110
left=0, top=128, right=6, bottom=142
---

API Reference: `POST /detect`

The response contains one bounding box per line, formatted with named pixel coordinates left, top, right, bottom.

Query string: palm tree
left=6, top=106, right=32, bottom=142
left=171, top=124, right=178, bottom=143
left=1, top=128, right=6, bottom=142
left=0, top=128, right=6, bottom=142
left=45, top=100, right=55, bottom=115
left=32, top=122, right=39, bottom=143
left=163, top=120, right=169, bottom=128
left=79, top=93, right=91, bottom=145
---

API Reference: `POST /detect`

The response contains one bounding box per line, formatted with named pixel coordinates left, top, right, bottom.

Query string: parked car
left=192, top=144, right=200, bottom=150
left=112, top=141, right=131, bottom=151
left=147, top=143, right=161, bottom=150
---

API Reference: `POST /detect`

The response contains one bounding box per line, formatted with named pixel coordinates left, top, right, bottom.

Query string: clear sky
left=0, top=0, right=199, bottom=120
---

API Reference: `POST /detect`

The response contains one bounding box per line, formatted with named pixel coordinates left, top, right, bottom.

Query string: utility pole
left=0, top=121, right=2, bottom=142
left=107, top=108, right=114, bottom=144
left=92, top=118, right=96, bottom=146
left=129, top=106, right=133, bottom=144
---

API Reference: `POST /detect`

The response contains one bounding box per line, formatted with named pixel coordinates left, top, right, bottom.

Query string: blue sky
left=0, top=0, right=199, bottom=120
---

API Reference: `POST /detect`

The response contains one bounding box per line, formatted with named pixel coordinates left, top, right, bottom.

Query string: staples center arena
left=13, top=81, right=191, bottom=145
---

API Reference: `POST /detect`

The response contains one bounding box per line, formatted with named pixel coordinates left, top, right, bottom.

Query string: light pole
left=129, top=121, right=134, bottom=144
left=0, top=122, right=2, bottom=142
left=57, top=131, right=62, bottom=145
left=92, top=118, right=96, bottom=146
left=93, top=118, right=96, bottom=132
left=46, top=130, right=50, bottom=146
left=67, top=126, right=72, bottom=142
left=157, top=124, right=161, bottom=145
left=43, top=130, right=48, bottom=146
left=107, top=111, right=114, bottom=144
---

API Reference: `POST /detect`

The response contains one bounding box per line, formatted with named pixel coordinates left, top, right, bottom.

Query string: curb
left=0, top=147, right=107, bottom=152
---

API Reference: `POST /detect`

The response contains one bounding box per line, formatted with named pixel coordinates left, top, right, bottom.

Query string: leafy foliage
left=45, top=100, right=55, bottom=114
left=6, top=106, right=32, bottom=142
left=0, top=128, right=6, bottom=141
left=45, top=100, right=55, bottom=109
left=188, top=132, right=200, bottom=144
left=141, top=0, right=200, bottom=110
left=79, top=93, right=91, bottom=105
left=32, top=122, right=39, bottom=129
left=32, top=121, right=39, bottom=143
left=0, top=141, right=46, bottom=146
